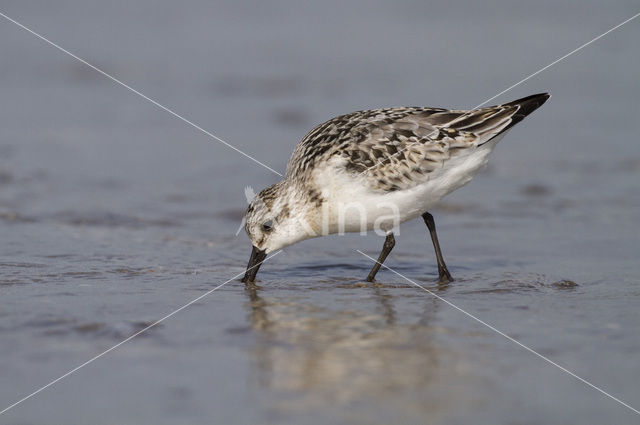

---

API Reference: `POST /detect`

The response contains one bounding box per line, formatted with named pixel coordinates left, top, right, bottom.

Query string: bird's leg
left=421, top=212, right=453, bottom=284
left=366, top=233, right=395, bottom=282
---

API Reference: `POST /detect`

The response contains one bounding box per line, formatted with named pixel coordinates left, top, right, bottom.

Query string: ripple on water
left=454, top=272, right=581, bottom=295
left=23, top=315, right=163, bottom=341
left=50, top=211, right=178, bottom=228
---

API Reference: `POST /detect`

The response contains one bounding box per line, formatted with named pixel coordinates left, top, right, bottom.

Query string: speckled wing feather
left=286, top=94, right=548, bottom=192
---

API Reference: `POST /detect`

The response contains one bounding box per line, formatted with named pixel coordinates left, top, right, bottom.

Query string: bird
left=241, top=93, right=550, bottom=284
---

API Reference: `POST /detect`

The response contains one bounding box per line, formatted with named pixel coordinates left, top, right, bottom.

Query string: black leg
left=366, top=233, right=395, bottom=282
left=421, top=212, right=453, bottom=283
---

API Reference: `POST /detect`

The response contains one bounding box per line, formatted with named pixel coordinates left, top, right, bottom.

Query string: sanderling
left=241, top=93, right=550, bottom=284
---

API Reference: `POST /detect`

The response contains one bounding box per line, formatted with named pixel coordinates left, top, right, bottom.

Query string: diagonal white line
left=358, top=11, right=640, bottom=177
left=0, top=250, right=283, bottom=416
left=0, top=11, right=283, bottom=177
left=474, top=11, right=640, bottom=109
left=356, top=250, right=640, bottom=416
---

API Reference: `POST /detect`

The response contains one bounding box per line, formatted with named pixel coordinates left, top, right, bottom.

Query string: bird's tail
left=446, top=93, right=550, bottom=146
left=499, top=93, right=551, bottom=131
left=478, top=93, right=550, bottom=145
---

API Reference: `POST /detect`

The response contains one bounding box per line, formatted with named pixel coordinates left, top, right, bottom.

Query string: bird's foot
left=244, top=281, right=263, bottom=290
left=437, top=267, right=453, bottom=285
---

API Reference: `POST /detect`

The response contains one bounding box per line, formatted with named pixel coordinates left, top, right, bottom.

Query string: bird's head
left=241, top=182, right=318, bottom=283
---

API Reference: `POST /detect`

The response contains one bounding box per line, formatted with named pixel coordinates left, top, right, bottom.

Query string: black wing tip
left=501, top=92, right=550, bottom=129
left=479, top=93, right=550, bottom=146
left=506, top=92, right=550, bottom=116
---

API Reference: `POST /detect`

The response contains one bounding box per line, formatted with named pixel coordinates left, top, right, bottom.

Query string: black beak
left=241, top=245, right=267, bottom=284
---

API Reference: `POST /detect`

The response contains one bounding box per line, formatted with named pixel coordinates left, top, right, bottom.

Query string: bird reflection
left=372, top=284, right=396, bottom=326
left=242, top=282, right=467, bottom=417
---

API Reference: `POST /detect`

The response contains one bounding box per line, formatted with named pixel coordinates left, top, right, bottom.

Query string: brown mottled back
left=285, top=103, right=521, bottom=192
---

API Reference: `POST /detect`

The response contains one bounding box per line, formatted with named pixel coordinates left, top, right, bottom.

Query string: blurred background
left=1, top=1, right=639, bottom=424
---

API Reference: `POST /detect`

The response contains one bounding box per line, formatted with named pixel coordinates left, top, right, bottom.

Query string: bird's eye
left=262, top=220, right=274, bottom=232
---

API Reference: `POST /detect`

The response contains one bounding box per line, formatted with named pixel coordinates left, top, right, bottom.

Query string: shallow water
left=1, top=1, right=640, bottom=424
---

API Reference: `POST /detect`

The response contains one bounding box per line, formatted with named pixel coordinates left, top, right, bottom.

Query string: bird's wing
left=341, top=106, right=517, bottom=192
left=286, top=94, right=549, bottom=192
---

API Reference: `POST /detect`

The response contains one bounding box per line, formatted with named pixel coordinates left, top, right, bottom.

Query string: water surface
left=1, top=1, right=639, bottom=424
